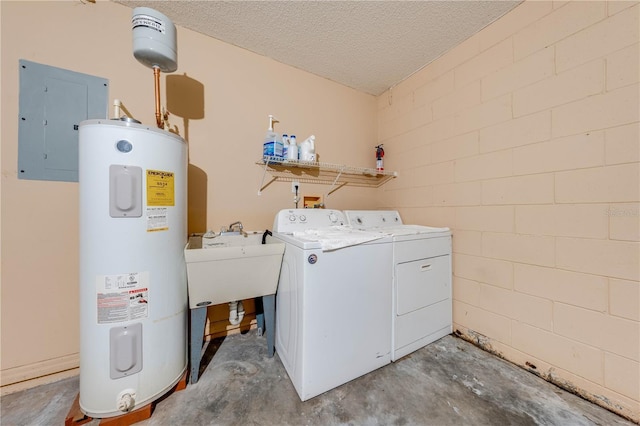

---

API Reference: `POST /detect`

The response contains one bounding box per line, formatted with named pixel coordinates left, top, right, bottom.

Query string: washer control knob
left=299, top=215, right=306, bottom=222
left=328, top=213, right=338, bottom=223
left=289, top=215, right=296, bottom=222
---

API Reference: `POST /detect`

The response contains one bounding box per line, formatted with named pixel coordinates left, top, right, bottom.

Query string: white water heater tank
left=78, top=119, right=188, bottom=418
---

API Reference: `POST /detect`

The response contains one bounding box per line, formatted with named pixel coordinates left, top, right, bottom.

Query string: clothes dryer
left=272, top=209, right=393, bottom=401
left=344, top=210, right=452, bottom=361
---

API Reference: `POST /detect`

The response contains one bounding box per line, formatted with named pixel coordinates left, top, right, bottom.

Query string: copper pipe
left=153, top=67, right=163, bottom=129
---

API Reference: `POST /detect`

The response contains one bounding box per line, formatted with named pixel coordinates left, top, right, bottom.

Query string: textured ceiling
left=116, top=1, right=522, bottom=95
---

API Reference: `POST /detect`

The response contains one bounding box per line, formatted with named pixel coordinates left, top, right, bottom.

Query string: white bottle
left=300, top=135, right=316, bottom=162
left=287, top=135, right=298, bottom=160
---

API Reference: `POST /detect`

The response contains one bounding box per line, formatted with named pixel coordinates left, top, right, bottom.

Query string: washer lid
left=292, top=226, right=390, bottom=251
left=274, top=225, right=391, bottom=251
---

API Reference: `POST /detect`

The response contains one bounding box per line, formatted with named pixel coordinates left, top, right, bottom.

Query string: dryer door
left=396, top=254, right=450, bottom=315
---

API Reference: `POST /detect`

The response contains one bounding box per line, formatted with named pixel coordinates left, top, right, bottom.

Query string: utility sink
left=184, top=232, right=285, bottom=309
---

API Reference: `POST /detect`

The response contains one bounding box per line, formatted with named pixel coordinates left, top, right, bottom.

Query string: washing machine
left=344, top=210, right=452, bottom=361
left=272, top=209, right=393, bottom=401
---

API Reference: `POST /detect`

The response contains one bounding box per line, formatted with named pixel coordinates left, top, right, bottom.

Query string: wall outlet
left=292, top=181, right=299, bottom=193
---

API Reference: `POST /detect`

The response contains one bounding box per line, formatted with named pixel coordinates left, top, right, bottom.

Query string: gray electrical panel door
left=18, top=60, right=108, bottom=182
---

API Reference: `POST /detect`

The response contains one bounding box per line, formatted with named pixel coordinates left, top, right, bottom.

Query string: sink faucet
left=219, top=221, right=247, bottom=236
left=228, top=221, right=243, bottom=232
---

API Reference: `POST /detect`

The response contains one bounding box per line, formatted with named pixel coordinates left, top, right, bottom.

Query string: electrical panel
left=18, top=59, right=108, bottom=182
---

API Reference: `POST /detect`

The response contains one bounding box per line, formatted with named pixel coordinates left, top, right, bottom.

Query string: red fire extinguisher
left=375, top=144, right=385, bottom=172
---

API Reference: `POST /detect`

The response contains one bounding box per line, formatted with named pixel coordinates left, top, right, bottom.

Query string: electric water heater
left=78, top=119, right=187, bottom=417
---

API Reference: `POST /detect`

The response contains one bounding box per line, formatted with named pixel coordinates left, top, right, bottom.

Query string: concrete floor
left=1, top=331, right=634, bottom=426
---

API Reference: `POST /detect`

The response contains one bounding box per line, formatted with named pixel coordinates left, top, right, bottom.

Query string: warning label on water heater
left=146, top=169, right=175, bottom=206
left=96, top=272, right=149, bottom=324
left=147, top=207, right=169, bottom=232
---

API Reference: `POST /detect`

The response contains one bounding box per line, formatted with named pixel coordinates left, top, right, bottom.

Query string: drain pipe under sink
left=228, top=231, right=271, bottom=326
left=228, top=300, right=245, bottom=325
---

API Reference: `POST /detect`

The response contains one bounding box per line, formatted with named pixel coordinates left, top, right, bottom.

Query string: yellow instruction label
left=146, top=170, right=175, bottom=206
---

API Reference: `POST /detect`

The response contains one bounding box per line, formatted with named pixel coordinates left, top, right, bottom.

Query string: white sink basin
left=185, top=232, right=285, bottom=309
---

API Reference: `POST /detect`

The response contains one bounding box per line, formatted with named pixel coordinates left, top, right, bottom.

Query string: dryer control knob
left=299, top=215, right=307, bottom=222
left=289, top=215, right=296, bottom=222
left=328, top=213, right=338, bottom=223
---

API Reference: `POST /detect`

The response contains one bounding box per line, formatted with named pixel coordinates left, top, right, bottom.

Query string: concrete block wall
left=377, top=1, right=639, bottom=421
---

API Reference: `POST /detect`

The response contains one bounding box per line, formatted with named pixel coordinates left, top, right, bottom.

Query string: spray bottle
left=375, top=144, right=384, bottom=172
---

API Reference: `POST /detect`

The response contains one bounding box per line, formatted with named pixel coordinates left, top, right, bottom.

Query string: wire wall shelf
left=256, top=156, right=397, bottom=196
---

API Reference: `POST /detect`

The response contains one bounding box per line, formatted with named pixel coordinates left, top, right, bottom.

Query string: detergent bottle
left=300, top=135, right=316, bottom=162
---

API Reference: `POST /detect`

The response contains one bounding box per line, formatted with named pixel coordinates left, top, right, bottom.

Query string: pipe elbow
left=228, top=300, right=245, bottom=326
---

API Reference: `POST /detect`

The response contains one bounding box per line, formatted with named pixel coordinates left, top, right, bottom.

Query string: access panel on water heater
left=109, top=165, right=142, bottom=218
